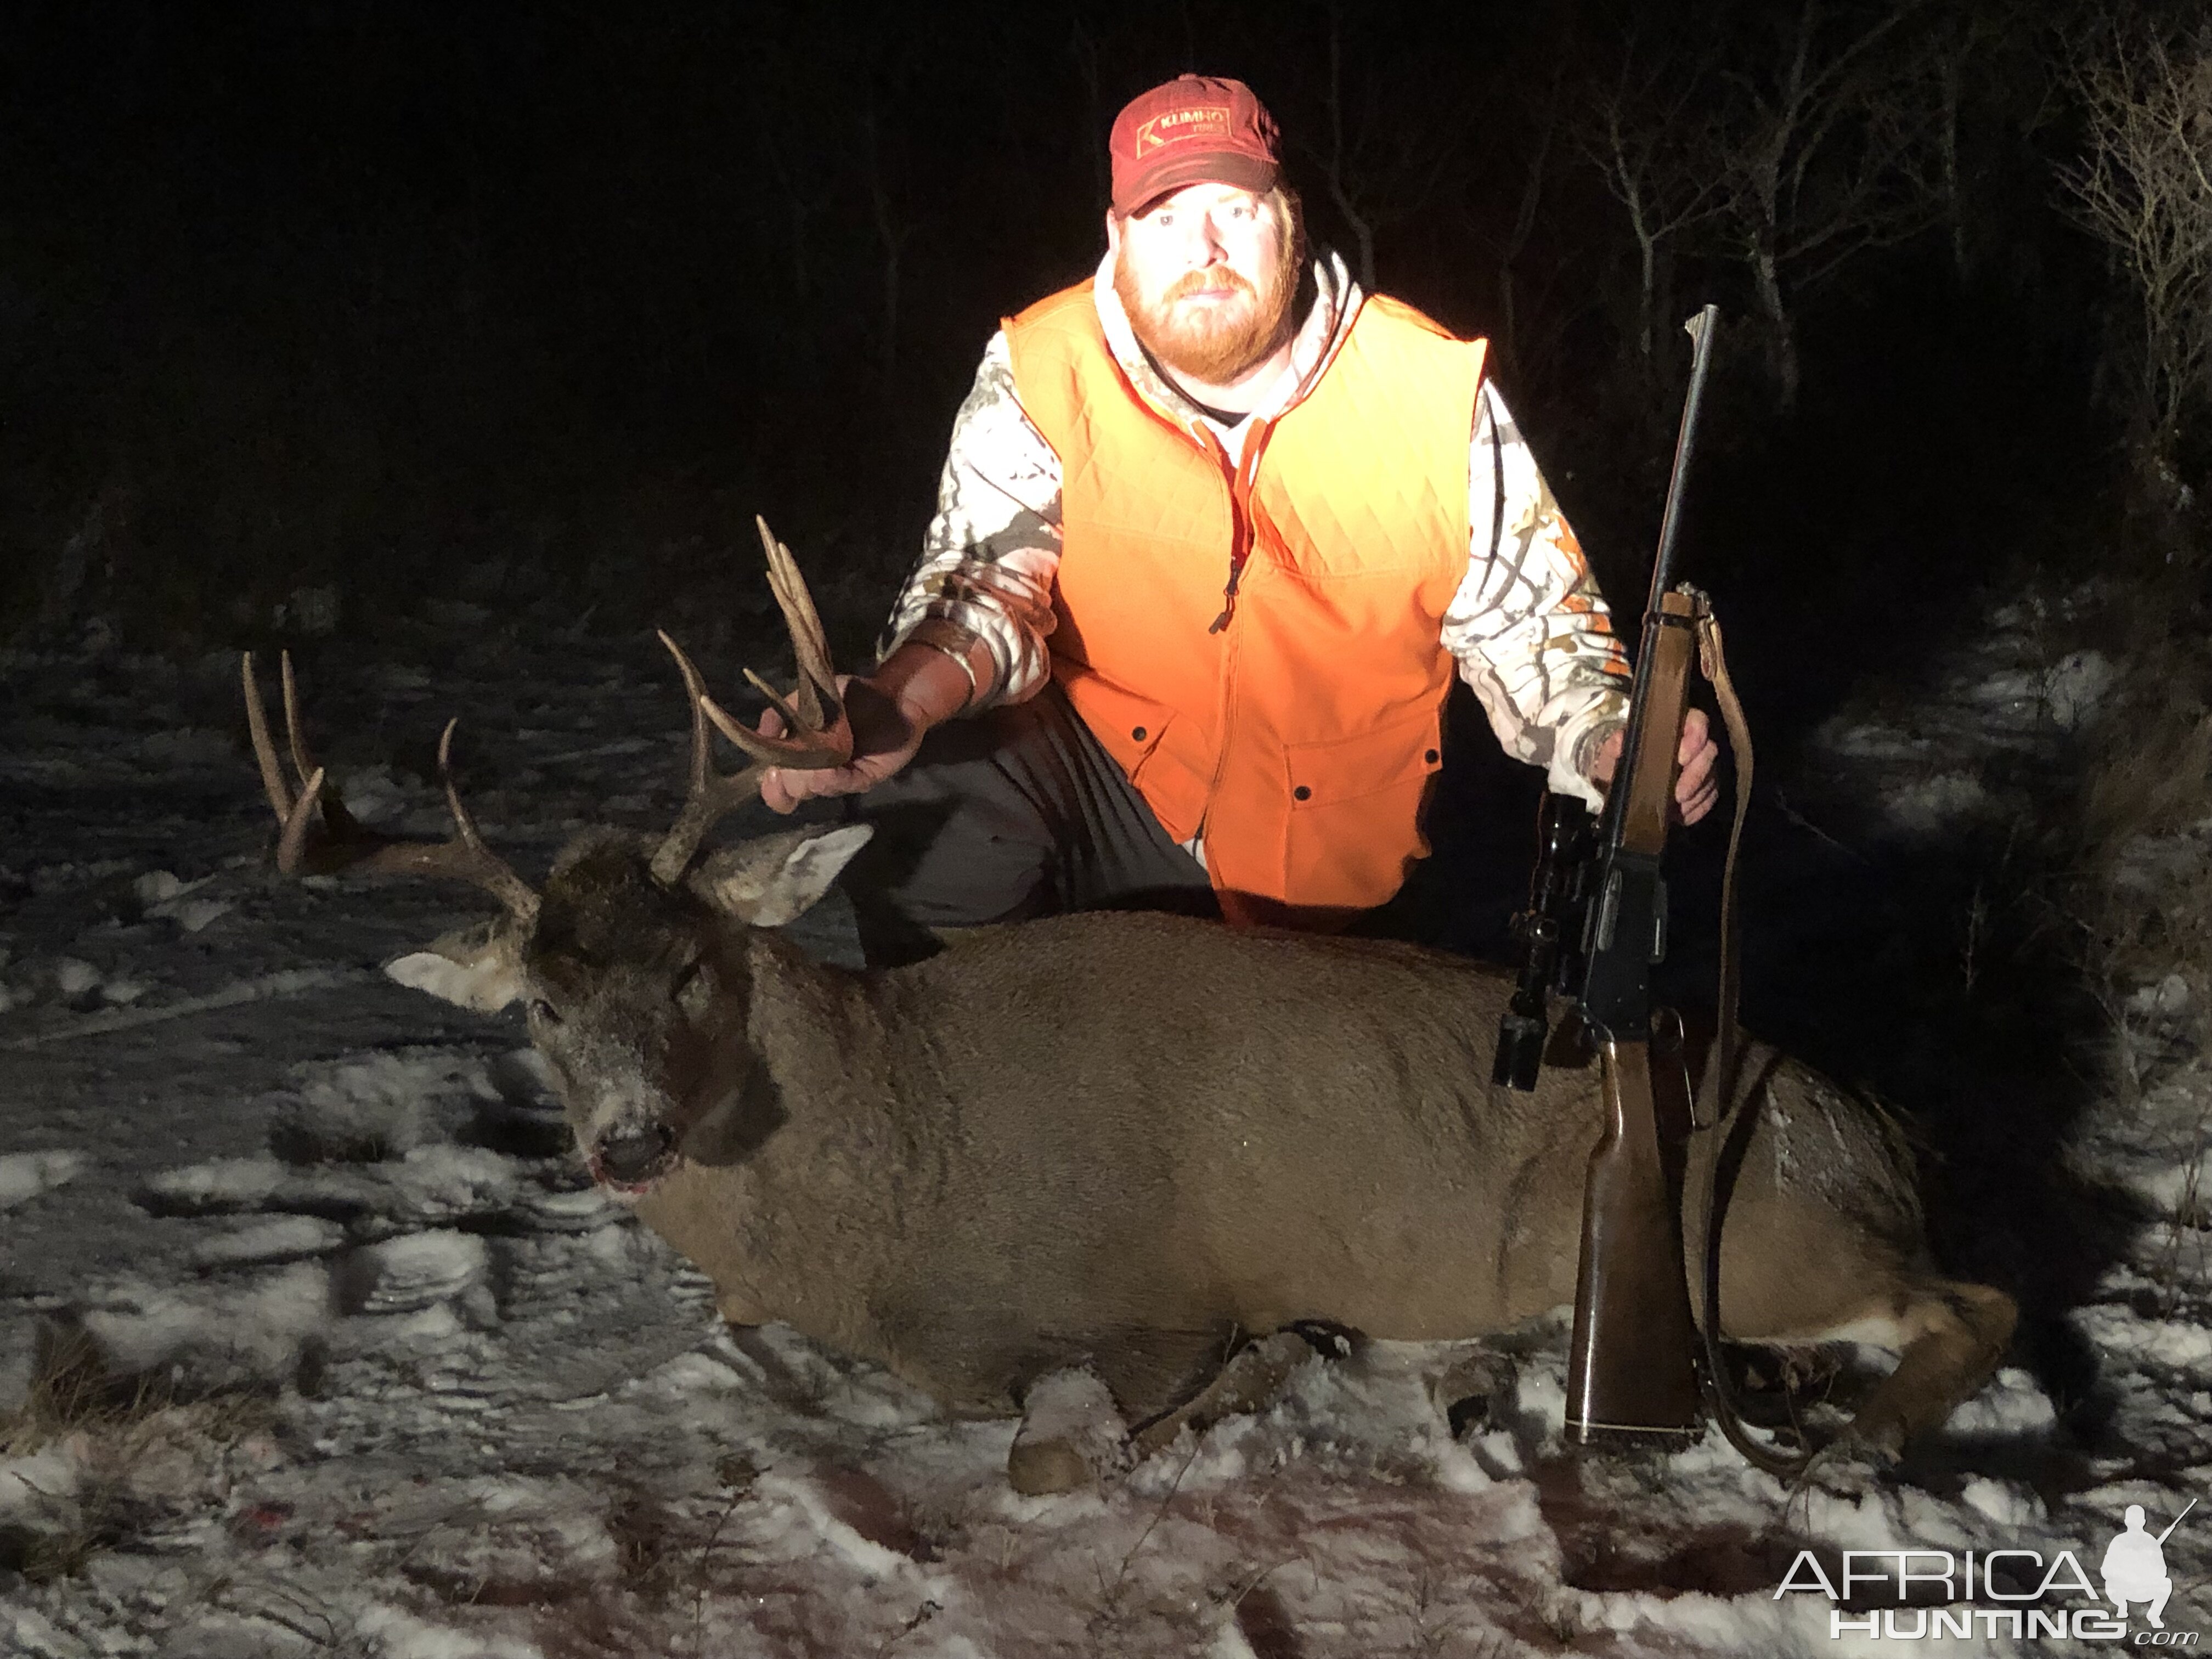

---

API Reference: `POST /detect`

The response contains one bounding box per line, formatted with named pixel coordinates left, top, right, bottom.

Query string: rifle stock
left=1565, top=1036, right=1702, bottom=1445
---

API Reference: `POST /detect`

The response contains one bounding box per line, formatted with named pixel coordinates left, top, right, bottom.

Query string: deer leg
left=1127, top=1329, right=1320, bottom=1462
left=1833, top=1277, right=2017, bottom=1459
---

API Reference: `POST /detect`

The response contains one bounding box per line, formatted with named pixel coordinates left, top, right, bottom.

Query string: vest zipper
left=1201, top=417, right=1274, bottom=831
left=1207, top=562, right=1244, bottom=634
left=1207, top=419, right=1274, bottom=634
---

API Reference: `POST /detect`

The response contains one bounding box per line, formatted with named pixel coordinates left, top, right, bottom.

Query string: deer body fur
left=403, top=830, right=2012, bottom=1478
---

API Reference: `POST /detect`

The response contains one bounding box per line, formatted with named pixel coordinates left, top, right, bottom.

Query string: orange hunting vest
left=1005, top=280, right=1486, bottom=922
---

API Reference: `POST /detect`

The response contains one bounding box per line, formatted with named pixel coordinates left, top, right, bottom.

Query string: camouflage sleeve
left=1443, top=383, right=1632, bottom=809
left=877, top=330, right=1062, bottom=708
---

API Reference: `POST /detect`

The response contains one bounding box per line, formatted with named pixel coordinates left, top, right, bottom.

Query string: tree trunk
left=1940, top=53, right=1970, bottom=281
left=1636, top=224, right=1657, bottom=366
left=1322, top=3, right=1378, bottom=293
left=1498, top=71, right=1558, bottom=376
left=1751, top=242, right=1799, bottom=408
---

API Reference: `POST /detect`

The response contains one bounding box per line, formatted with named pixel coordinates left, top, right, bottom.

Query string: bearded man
left=761, top=74, right=1718, bottom=950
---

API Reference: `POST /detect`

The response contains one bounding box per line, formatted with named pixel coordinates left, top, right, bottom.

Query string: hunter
left=760, top=74, right=1718, bottom=943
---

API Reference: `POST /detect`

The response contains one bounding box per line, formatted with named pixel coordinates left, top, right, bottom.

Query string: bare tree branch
left=1699, top=0, right=1948, bottom=405
left=2055, top=10, right=2212, bottom=499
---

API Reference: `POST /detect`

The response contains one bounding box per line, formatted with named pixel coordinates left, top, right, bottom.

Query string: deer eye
left=529, top=998, right=562, bottom=1026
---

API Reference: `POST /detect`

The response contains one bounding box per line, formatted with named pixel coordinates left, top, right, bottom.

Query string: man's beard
left=1116, top=219, right=1304, bottom=387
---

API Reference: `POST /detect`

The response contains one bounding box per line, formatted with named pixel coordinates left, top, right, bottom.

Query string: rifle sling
left=1689, top=605, right=1818, bottom=1479
left=1695, top=608, right=1754, bottom=1127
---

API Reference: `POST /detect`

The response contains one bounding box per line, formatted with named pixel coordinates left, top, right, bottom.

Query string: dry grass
left=2079, top=709, right=2212, bottom=875
left=2, top=1324, right=174, bottom=1461
left=0, top=1322, right=276, bottom=1583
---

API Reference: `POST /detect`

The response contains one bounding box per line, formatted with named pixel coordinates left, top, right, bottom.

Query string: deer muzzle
left=590, top=1122, right=678, bottom=1193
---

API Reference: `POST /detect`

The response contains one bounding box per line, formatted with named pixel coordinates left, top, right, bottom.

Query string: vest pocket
left=1278, top=706, right=1446, bottom=906
left=1282, top=706, right=1445, bottom=806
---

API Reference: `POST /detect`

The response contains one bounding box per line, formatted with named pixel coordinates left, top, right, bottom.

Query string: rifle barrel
left=1598, top=307, right=1720, bottom=853
left=1645, top=304, right=1721, bottom=613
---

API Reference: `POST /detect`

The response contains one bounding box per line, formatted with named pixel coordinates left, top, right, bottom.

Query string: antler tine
left=647, top=530, right=854, bottom=884
left=241, top=653, right=538, bottom=921
left=242, top=651, right=297, bottom=823
left=274, top=766, right=326, bottom=872
left=755, top=516, right=838, bottom=729
left=280, top=652, right=314, bottom=797
left=650, top=631, right=776, bottom=885
left=425, top=720, right=541, bottom=921
left=245, top=651, right=338, bottom=870
left=304, top=723, right=538, bottom=919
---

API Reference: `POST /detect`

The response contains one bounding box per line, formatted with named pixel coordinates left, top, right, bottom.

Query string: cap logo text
left=1136, top=106, right=1232, bottom=152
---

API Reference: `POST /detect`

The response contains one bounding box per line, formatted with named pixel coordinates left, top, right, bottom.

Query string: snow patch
left=2073, top=1303, right=2212, bottom=1369
left=1933, top=1365, right=2058, bottom=1443
left=0, top=1150, right=86, bottom=1212
left=1881, top=770, right=1989, bottom=833
left=0, top=1444, right=82, bottom=1543
left=338, top=1230, right=490, bottom=1316
left=187, top=1216, right=349, bottom=1272
left=50, top=960, right=99, bottom=1003
left=2046, top=647, right=2116, bottom=727
left=269, top=1049, right=487, bottom=1163
left=72, top=1262, right=332, bottom=1392
left=138, top=1157, right=286, bottom=1216
left=134, top=870, right=233, bottom=934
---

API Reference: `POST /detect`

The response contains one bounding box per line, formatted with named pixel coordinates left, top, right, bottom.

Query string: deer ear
left=690, top=823, right=875, bottom=928
left=385, top=921, right=526, bottom=1013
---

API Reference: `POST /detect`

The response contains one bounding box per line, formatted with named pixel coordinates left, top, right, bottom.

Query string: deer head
left=244, top=518, right=871, bottom=1195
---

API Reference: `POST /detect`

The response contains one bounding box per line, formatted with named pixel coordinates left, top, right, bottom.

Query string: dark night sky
left=1, top=0, right=2117, bottom=665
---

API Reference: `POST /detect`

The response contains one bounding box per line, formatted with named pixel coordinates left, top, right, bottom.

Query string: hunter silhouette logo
left=1775, top=1498, right=2199, bottom=1641
left=2104, top=1500, right=2193, bottom=1629
left=1136, top=106, right=1232, bottom=153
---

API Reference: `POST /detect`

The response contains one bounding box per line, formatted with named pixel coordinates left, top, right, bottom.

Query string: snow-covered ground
left=1, top=607, right=2206, bottom=1656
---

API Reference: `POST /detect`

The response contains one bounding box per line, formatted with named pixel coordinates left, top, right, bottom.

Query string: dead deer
left=244, top=519, right=2016, bottom=1494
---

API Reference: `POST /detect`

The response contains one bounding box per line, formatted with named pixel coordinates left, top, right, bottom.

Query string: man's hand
left=1586, top=707, right=1720, bottom=825
left=757, top=675, right=927, bottom=814
left=755, top=640, right=976, bottom=814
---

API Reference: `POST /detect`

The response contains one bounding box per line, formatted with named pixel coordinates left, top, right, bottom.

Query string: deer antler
left=648, top=517, right=854, bottom=884
left=241, top=652, right=540, bottom=923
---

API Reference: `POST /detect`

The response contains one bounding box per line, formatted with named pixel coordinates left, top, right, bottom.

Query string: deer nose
left=594, top=1123, right=675, bottom=1187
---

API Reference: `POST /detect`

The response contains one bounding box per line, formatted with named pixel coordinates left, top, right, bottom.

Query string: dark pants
left=838, top=683, right=1218, bottom=963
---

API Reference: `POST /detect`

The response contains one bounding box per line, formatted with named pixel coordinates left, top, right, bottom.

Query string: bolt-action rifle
left=1493, top=306, right=1721, bottom=1449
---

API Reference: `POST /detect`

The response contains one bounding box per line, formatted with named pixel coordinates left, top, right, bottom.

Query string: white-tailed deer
left=245, top=520, right=2015, bottom=1493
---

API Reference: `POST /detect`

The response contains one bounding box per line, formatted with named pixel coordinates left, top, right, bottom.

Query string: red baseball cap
left=1108, top=75, right=1281, bottom=217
